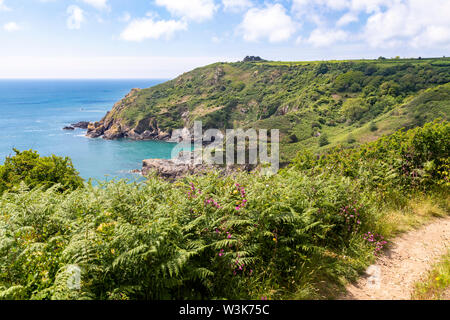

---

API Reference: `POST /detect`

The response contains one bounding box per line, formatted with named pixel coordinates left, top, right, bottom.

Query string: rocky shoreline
left=141, top=158, right=255, bottom=180
left=83, top=88, right=175, bottom=141
left=65, top=119, right=225, bottom=179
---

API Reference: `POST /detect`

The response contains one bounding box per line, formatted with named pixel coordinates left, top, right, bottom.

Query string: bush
left=319, top=134, right=330, bottom=147
left=369, top=122, right=378, bottom=132
left=341, top=98, right=369, bottom=121
left=0, top=149, right=84, bottom=194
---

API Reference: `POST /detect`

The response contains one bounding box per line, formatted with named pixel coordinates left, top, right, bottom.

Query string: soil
left=341, top=216, right=450, bottom=300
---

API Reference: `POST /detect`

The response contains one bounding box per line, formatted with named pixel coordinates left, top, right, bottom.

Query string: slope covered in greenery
left=1, top=121, right=448, bottom=300
left=89, top=57, right=450, bottom=160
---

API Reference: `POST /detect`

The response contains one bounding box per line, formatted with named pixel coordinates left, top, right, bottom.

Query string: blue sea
left=0, top=79, right=177, bottom=182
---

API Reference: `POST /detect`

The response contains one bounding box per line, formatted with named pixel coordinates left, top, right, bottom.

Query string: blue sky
left=0, top=0, right=449, bottom=78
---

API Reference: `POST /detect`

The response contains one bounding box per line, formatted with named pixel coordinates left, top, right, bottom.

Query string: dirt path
left=341, top=216, right=450, bottom=300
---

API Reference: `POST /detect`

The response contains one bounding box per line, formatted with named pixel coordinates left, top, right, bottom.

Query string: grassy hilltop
left=89, top=57, right=450, bottom=160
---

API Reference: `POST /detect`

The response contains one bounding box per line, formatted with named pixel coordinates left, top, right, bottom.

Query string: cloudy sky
left=0, top=0, right=449, bottom=78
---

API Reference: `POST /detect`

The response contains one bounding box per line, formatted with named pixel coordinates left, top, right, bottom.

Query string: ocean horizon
left=0, top=79, right=177, bottom=182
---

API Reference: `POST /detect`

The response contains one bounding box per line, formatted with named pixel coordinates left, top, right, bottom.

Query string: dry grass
left=378, top=193, right=450, bottom=238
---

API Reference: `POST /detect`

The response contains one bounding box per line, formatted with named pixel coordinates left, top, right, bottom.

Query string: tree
left=341, top=98, right=369, bottom=121
left=334, top=71, right=365, bottom=92
left=0, top=149, right=84, bottom=194
left=319, top=134, right=330, bottom=147
left=243, top=56, right=264, bottom=62
left=380, top=81, right=401, bottom=96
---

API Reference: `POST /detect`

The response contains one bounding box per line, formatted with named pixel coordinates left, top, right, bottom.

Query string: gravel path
left=341, top=216, right=450, bottom=300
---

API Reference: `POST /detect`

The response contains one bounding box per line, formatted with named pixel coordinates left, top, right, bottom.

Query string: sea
left=0, top=79, right=177, bottom=182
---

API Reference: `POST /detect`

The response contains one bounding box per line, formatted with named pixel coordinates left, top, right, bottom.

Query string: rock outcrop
left=141, top=159, right=211, bottom=179
left=140, top=151, right=257, bottom=180
left=85, top=88, right=173, bottom=140
left=71, top=121, right=90, bottom=129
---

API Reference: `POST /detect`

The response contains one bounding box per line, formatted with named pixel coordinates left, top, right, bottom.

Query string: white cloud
left=67, top=5, right=85, bottom=30
left=336, top=12, right=358, bottom=26
left=80, top=0, right=108, bottom=10
left=3, top=22, right=20, bottom=32
left=0, top=0, right=10, bottom=11
left=239, top=4, right=296, bottom=43
left=346, top=0, right=392, bottom=13
left=292, top=0, right=391, bottom=15
left=155, top=0, right=218, bottom=22
left=120, top=18, right=187, bottom=42
left=364, top=0, right=450, bottom=48
left=292, top=0, right=449, bottom=49
left=222, top=0, right=252, bottom=12
left=307, top=29, right=348, bottom=47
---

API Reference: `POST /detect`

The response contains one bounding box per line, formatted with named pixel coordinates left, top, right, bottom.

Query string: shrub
left=369, top=122, right=378, bottom=132
left=341, top=98, right=369, bottom=121
left=319, top=134, right=330, bottom=147
left=0, top=149, right=84, bottom=194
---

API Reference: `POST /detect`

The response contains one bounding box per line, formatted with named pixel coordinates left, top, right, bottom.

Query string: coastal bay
left=0, top=79, right=176, bottom=182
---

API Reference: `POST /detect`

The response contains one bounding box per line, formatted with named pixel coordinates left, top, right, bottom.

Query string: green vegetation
left=99, top=57, right=450, bottom=161
left=0, top=149, right=83, bottom=195
left=0, top=121, right=448, bottom=300
left=412, top=251, right=450, bottom=300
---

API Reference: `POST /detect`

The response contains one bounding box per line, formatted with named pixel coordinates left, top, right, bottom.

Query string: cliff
left=86, top=57, right=450, bottom=160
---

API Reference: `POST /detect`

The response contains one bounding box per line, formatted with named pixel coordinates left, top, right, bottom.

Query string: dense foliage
left=0, top=149, right=83, bottom=195
left=0, top=121, right=448, bottom=300
left=293, top=120, right=450, bottom=195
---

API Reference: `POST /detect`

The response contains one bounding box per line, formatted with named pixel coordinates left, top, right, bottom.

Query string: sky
left=0, top=0, right=449, bottom=79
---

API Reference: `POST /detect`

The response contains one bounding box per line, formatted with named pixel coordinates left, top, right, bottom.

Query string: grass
left=412, top=251, right=450, bottom=300
left=376, top=192, right=450, bottom=238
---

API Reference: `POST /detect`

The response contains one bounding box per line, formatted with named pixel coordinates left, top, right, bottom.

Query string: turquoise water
left=0, top=79, right=176, bottom=182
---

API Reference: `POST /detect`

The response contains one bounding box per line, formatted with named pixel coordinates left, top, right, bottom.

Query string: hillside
left=86, top=57, right=450, bottom=160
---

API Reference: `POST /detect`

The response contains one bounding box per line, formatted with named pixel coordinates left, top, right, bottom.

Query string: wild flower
left=363, top=232, right=388, bottom=256
left=205, top=198, right=221, bottom=209
left=233, top=183, right=248, bottom=211
left=339, top=204, right=362, bottom=234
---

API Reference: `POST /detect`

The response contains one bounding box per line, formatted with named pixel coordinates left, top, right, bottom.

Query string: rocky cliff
left=86, top=88, right=172, bottom=140
left=85, top=58, right=450, bottom=160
